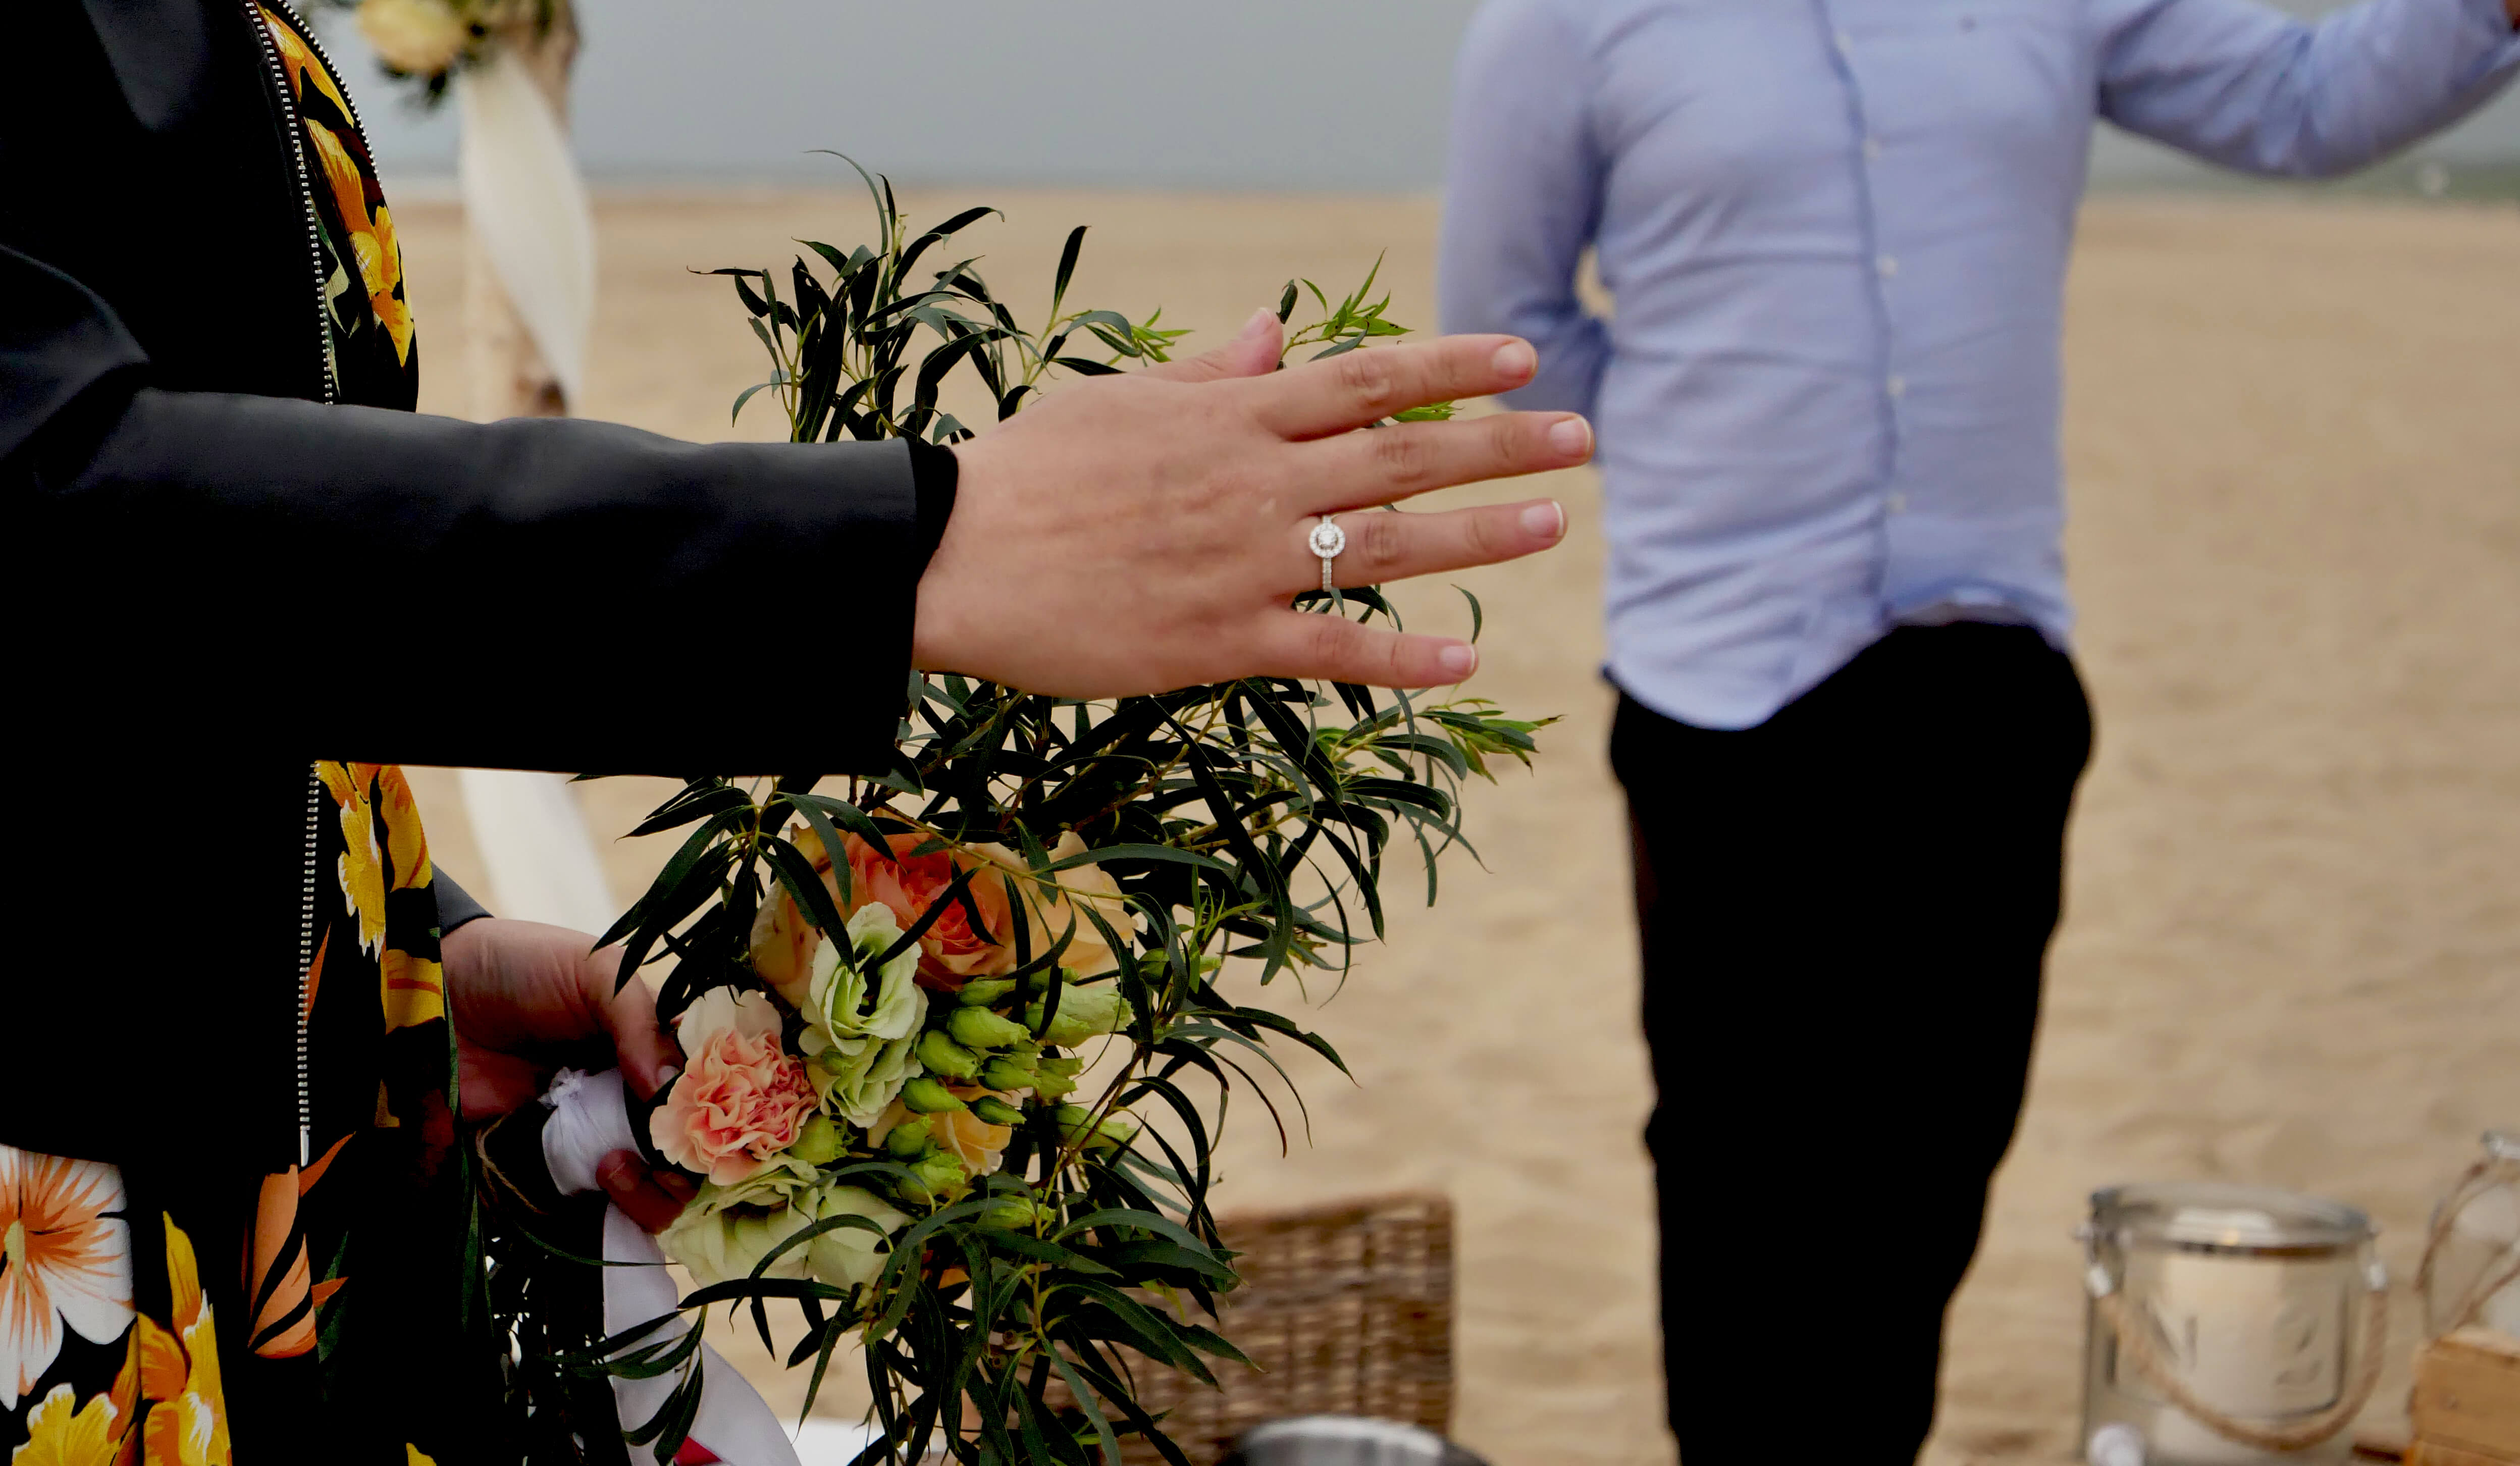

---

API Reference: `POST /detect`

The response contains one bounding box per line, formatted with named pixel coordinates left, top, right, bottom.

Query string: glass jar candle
left=2420, top=1129, right=2520, bottom=1340
left=2079, top=1182, right=2388, bottom=1465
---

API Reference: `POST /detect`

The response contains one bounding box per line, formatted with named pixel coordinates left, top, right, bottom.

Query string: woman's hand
left=442, top=917, right=695, bottom=1231
left=919, top=317, right=1588, bottom=697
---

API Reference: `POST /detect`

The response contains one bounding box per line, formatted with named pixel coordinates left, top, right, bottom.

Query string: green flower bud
left=1051, top=1104, right=1096, bottom=1143
left=1090, top=1114, right=1140, bottom=1153
left=1029, top=1055, right=1084, bottom=1101
left=955, top=978, right=1020, bottom=1007
left=968, top=1095, right=1025, bottom=1127
left=900, top=1077, right=968, bottom=1114
left=978, top=1197, right=1043, bottom=1231
left=1024, top=986, right=1132, bottom=1049
left=903, top=1149, right=968, bottom=1204
left=979, top=1054, right=1040, bottom=1092
left=914, top=1029, right=980, bottom=1081
left=883, top=1116, right=933, bottom=1157
left=947, top=1006, right=1033, bottom=1051
left=789, top=1115, right=846, bottom=1165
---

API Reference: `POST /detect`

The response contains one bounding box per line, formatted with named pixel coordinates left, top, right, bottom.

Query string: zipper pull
left=299, top=1125, right=311, bottom=1169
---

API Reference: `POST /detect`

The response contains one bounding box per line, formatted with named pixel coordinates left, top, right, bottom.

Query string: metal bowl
left=1223, top=1417, right=1489, bottom=1466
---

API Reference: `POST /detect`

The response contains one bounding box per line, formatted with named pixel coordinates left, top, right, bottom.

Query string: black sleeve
left=434, top=870, right=493, bottom=936
left=6, top=244, right=939, bottom=773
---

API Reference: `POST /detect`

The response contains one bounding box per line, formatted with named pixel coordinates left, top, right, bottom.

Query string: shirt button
left=1876, top=255, right=1900, bottom=278
left=1886, top=375, right=1907, bottom=399
left=1834, top=29, right=1854, bottom=51
left=1863, top=137, right=1884, bottom=161
left=1886, top=493, right=1908, bottom=514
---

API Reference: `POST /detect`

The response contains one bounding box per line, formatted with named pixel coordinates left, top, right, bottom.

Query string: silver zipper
left=295, top=766, right=323, bottom=1168
left=240, top=0, right=340, bottom=405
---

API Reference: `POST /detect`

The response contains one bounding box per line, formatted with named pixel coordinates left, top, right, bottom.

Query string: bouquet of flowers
left=485, top=165, right=1551, bottom=1466
left=335, top=0, right=561, bottom=97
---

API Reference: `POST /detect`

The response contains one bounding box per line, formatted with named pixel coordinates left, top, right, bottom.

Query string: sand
left=392, top=190, right=2520, bottom=1465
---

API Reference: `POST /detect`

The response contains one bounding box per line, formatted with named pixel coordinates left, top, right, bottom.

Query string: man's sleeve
left=1437, top=0, right=1611, bottom=417
left=6, top=243, right=947, bottom=773
left=2094, top=0, right=2520, bottom=178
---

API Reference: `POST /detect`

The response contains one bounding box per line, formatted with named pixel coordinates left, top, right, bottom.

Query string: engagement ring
left=1309, top=516, right=1347, bottom=592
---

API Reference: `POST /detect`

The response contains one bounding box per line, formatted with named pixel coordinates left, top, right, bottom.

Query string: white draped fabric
left=453, top=46, right=596, bottom=410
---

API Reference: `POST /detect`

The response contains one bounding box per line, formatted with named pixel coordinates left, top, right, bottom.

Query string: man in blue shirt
left=1440, top=0, right=2520, bottom=1457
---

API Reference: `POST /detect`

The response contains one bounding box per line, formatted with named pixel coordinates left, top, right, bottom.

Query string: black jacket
left=3, top=0, right=948, bottom=1171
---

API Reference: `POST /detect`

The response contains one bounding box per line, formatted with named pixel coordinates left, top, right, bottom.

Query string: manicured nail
left=1520, top=501, right=1565, bottom=540
left=1493, top=341, right=1537, bottom=381
left=1239, top=306, right=1277, bottom=341
left=1548, top=415, right=1592, bottom=456
left=1437, top=642, right=1478, bottom=680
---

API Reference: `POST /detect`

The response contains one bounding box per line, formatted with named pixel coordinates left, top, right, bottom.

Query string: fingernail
left=597, top=1149, right=634, bottom=1184
left=1437, top=642, right=1478, bottom=680
left=1239, top=306, right=1277, bottom=341
left=1548, top=415, right=1592, bottom=457
left=1493, top=341, right=1537, bottom=381
left=1520, top=500, right=1565, bottom=540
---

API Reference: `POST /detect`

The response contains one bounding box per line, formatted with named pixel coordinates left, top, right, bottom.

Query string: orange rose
left=751, top=827, right=1128, bottom=999
left=841, top=833, right=1022, bottom=992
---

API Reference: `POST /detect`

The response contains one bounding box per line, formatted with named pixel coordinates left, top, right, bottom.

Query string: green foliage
left=486, top=164, right=1552, bottom=1466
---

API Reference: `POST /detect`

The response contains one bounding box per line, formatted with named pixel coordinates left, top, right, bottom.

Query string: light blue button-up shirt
left=1440, top=0, right=2519, bottom=729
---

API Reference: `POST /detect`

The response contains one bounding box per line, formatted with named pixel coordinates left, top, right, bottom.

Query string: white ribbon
left=453, top=45, right=596, bottom=409
left=543, top=1070, right=800, bottom=1466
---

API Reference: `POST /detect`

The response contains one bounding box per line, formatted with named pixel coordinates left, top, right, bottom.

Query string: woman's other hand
left=920, top=317, right=1588, bottom=697
left=442, top=917, right=695, bottom=1231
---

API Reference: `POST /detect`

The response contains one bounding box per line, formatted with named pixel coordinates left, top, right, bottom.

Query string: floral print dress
left=2, top=10, right=474, bottom=1462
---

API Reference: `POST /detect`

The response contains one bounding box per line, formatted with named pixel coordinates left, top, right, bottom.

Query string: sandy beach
left=394, top=189, right=2520, bottom=1465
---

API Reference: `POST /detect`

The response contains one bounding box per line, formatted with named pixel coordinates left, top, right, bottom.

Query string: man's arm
left=1437, top=0, right=1610, bottom=418
left=2094, top=0, right=2520, bottom=178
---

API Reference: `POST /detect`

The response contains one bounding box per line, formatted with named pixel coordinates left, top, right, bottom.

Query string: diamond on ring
left=1309, top=516, right=1347, bottom=593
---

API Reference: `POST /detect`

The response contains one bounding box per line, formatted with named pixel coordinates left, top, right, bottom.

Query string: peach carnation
left=650, top=989, right=816, bottom=1186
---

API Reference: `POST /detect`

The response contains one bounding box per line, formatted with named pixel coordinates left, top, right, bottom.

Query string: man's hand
left=443, top=918, right=695, bottom=1231
left=920, top=316, right=1589, bottom=697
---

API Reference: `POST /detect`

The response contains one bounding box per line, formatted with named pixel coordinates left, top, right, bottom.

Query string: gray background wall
left=327, top=0, right=2520, bottom=191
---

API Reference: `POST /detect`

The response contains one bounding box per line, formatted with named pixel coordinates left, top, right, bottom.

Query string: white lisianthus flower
left=658, top=1166, right=909, bottom=1293
left=356, top=0, right=470, bottom=77
left=799, top=905, right=928, bottom=1128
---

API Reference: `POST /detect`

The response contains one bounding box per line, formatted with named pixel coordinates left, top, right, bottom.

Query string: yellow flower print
left=379, top=949, right=445, bottom=1034
left=317, top=763, right=387, bottom=958
left=372, top=766, right=432, bottom=892
left=259, top=10, right=356, bottom=123
left=10, top=1383, right=124, bottom=1466
left=134, top=1219, right=227, bottom=1466
left=302, top=119, right=414, bottom=365
left=260, top=8, right=415, bottom=366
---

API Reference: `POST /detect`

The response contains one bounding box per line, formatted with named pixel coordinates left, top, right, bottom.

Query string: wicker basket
left=1043, top=1191, right=1456, bottom=1465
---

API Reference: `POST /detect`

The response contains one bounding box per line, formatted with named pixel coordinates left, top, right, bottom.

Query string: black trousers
left=1611, top=624, right=2093, bottom=1464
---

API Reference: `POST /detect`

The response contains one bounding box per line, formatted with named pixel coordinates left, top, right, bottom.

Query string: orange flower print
left=1, top=1147, right=133, bottom=1412
left=243, top=1135, right=351, bottom=1360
